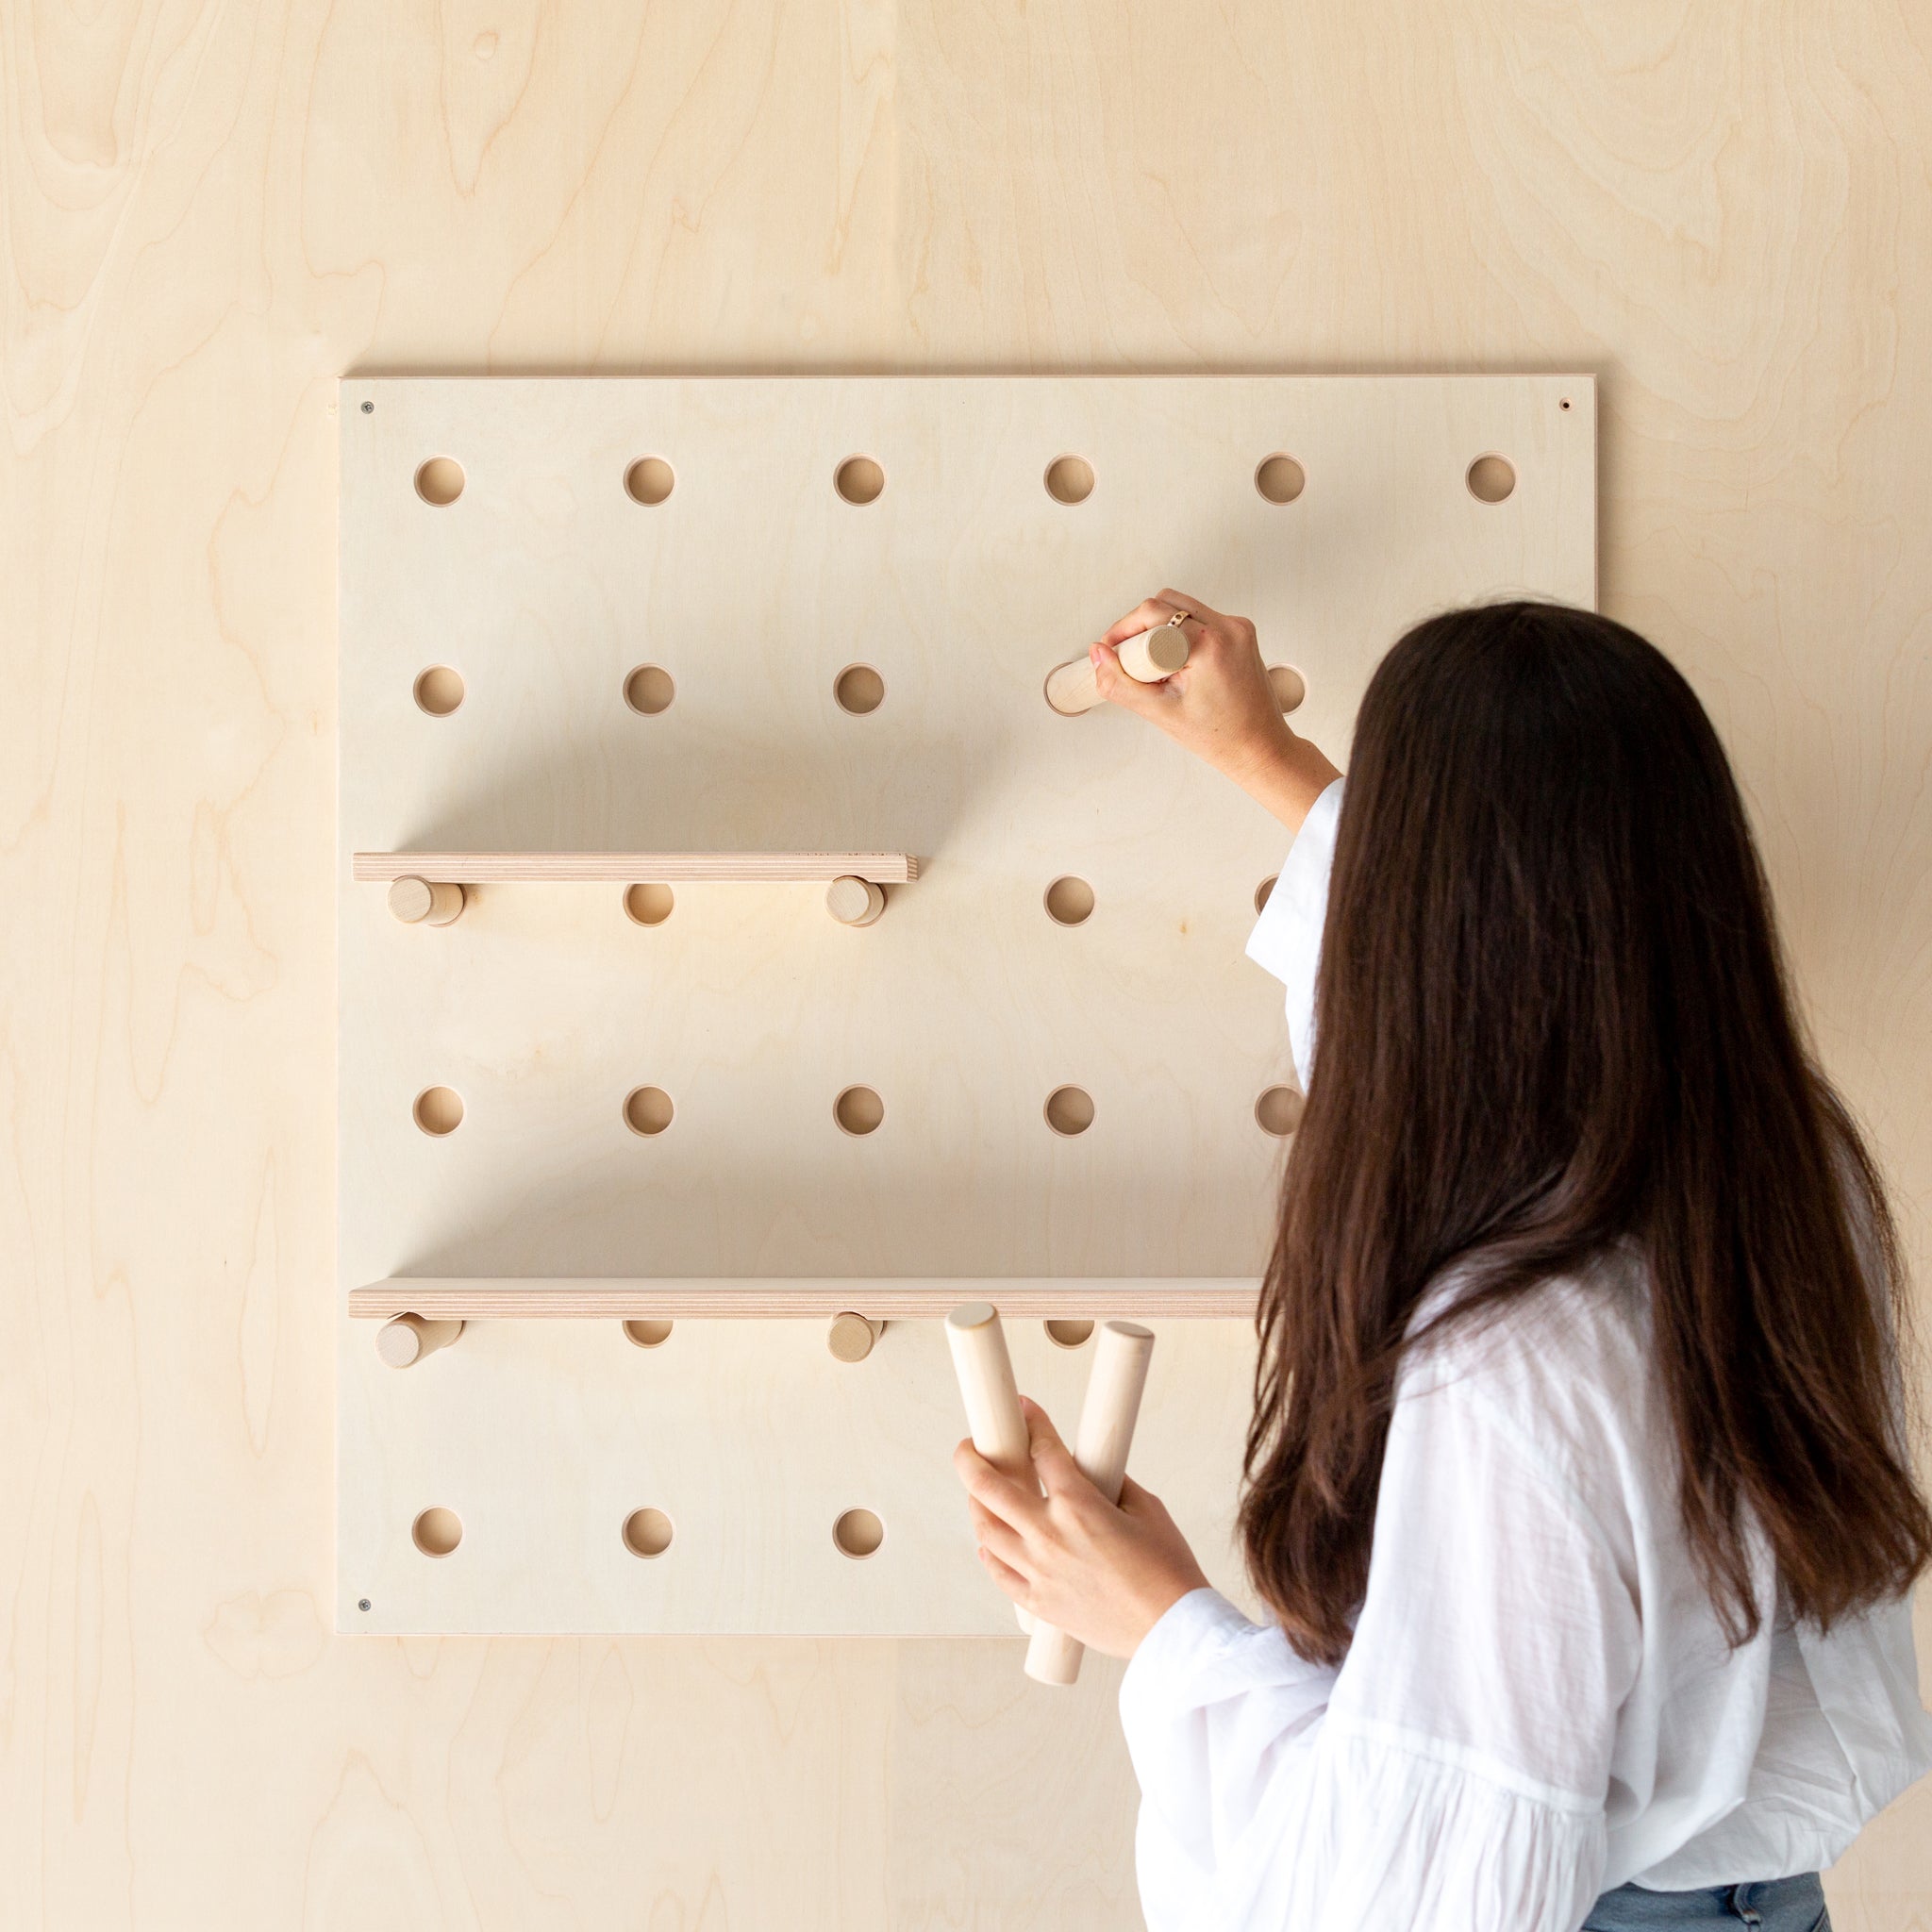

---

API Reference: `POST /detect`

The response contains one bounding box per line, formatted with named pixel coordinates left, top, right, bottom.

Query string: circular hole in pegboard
left=1044, top=1086, right=1094, bottom=1137
left=1255, top=454, right=1306, bottom=504
left=1466, top=453, right=1516, bottom=504
left=1256, top=1086, right=1305, bottom=1137
left=1043, top=455, right=1094, bottom=504
left=624, top=1087, right=675, bottom=1136
left=834, top=663, right=885, bottom=714
left=1043, top=875, right=1095, bottom=925
left=413, top=1086, right=464, bottom=1135
left=624, top=457, right=675, bottom=505
left=624, top=883, right=675, bottom=926
left=1255, top=874, right=1278, bottom=914
left=1267, top=665, right=1307, bottom=713
left=412, top=1507, right=462, bottom=1556
left=623, top=1319, right=673, bottom=1348
left=414, top=457, right=466, bottom=506
left=622, top=1507, right=675, bottom=1557
left=834, top=456, right=885, bottom=505
left=413, top=666, right=465, bottom=716
left=834, top=1086, right=885, bottom=1136
left=624, top=665, right=675, bottom=715
left=833, top=1507, right=885, bottom=1558
left=1044, top=1318, right=1095, bottom=1348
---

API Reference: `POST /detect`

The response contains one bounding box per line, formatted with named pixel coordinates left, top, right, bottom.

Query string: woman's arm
left=1090, top=589, right=1341, bottom=828
left=1092, top=588, right=1342, bottom=1083
left=954, top=1343, right=1634, bottom=1931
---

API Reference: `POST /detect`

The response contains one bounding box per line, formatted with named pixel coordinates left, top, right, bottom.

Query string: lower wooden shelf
left=351, top=850, right=921, bottom=884
left=347, top=1276, right=1259, bottom=1319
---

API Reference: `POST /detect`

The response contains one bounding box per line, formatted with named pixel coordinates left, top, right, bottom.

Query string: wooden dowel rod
left=945, top=1302, right=1037, bottom=1636
left=1044, top=620, right=1190, bottom=717
left=1023, top=1319, right=1156, bottom=1686
left=945, top=1302, right=1029, bottom=1473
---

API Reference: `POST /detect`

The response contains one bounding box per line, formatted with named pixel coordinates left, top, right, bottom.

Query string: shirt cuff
left=1120, top=1588, right=1260, bottom=1731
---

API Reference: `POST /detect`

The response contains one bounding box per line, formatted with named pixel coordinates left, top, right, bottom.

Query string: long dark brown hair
left=1242, top=601, right=1931, bottom=1668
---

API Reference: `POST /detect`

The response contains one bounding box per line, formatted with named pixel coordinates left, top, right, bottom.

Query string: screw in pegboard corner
left=360, top=400, right=375, bottom=414
left=358, top=1598, right=372, bottom=1611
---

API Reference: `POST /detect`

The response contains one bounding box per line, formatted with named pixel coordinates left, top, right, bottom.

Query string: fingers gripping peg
left=1045, top=615, right=1190, bottom=717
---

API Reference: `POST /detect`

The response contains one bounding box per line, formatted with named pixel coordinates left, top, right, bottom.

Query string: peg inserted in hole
left=826, top=876, right=887, bottom=925
left=1045, top=618, right=1190, bottom=716
left=827, top=1312, right=885, bottom=1361
left=388, top=876, right=466, bottom=925
left=1024, top=1319, right=1156, bottom=1686
left=376, top=1314, right=464, bottom=1368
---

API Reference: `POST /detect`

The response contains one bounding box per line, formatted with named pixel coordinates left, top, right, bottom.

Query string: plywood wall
left=4, top=1, right=1927, bottom=1925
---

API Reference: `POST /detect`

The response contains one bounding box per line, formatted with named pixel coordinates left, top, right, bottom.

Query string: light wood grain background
left=4, top=0, right=1928, bottom=1924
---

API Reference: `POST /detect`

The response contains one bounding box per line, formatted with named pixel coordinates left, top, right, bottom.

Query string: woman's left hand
left=953, top=1396, right=1211, bottom=1658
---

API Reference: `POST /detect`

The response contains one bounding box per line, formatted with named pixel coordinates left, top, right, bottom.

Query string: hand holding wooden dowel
left=1084, top=588, right=1341, bottom=831
left=1044, top=612, right=1191, bottom=714
left=951, top=1309, right=1207, bottom=1683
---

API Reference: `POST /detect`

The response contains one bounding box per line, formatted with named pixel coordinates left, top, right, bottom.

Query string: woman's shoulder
left=1398, top=1246, right=1662, bottom=1511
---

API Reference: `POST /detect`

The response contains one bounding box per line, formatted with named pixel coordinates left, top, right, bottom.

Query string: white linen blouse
left=1119, top=778, right=1932, bottom=1932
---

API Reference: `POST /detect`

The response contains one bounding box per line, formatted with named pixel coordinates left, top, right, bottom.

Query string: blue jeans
left=1583, top=1873, right=1829, bottom=1930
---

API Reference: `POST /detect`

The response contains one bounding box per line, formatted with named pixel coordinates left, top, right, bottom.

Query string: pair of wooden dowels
left=945, top=1302, right=1155, bottom=1686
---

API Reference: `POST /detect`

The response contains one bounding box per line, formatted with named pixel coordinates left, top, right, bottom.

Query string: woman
left=955, top=595, right=1932, bottom=1932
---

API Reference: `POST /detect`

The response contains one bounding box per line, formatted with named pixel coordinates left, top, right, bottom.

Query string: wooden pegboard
left=337, top=375, right=1595, bottom=1633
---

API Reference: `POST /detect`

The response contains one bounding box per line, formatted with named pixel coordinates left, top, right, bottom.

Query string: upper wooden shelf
left=352, top=851, right=921, bottom=884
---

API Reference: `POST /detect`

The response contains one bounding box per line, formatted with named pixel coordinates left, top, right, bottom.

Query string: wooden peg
left=388, top=875, right=466, bottom=925
left=1024, top=1319, right=1156, bottom=1686
left=376, top=1313, right=465, bottom=1368
left=945, top=1302, right=1029, bottom=1476
left=1044, top=619, right=1191, bottom=716
left=826, top=876, right=888, bottom=926
left=945, top=1302, right=1038, bottom=1637
left=827, top=1311, right=884, bottom=1361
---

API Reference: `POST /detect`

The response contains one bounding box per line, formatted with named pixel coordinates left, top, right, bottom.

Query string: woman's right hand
left=1091, top=589, right=1341, bottom=830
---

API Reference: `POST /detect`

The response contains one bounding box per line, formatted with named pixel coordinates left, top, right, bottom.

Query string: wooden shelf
left=347, top=1277, right=1258, bottom=1320
left=352, top=851, right=921, bottom=884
